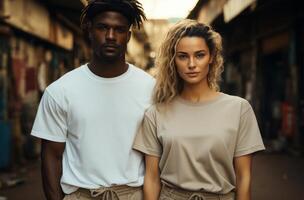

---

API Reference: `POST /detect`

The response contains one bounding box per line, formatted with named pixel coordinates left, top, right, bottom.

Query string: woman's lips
left=186, top=72, right=199, bottom=77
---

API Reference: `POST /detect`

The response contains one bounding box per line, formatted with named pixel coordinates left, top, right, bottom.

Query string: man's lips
left=103, top=44, right=119, bottom=49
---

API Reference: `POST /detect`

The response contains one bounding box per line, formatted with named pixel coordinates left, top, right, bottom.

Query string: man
left=31, top=1, right=155, bottom=199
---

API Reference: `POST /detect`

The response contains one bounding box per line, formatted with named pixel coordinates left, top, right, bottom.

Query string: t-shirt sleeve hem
left=234, top=144, right=265, bottom=157
left=31, top=130, right=66, bottom=143
left=133, top=144, right=161, bottom=157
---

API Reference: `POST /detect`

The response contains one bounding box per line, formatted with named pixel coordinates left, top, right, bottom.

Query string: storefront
left=0, top=0, right=89, bottom=168
left=0, top=24, right=11, bottom=169
left=190, top=0, right=304, bottom=150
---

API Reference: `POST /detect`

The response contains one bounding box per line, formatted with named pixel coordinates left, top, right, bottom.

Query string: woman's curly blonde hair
left=153, top=19, right=224, bottom=105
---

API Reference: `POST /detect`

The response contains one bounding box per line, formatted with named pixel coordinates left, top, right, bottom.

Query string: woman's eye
left=178, top=55, right=187, bottom=59
left=196, top=53, right=205, bottom=58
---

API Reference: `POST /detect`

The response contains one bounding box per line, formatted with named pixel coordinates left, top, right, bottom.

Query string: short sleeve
left=234, top=103, right=265, bottom=157
left=133, top=108, right=162, bottom=157
left=31, top=90, right=67, bottom=142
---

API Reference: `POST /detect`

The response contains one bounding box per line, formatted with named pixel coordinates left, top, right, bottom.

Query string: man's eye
left=96, top=25, right=108, bottom=30
left=115, top=27, right=128, bottom=33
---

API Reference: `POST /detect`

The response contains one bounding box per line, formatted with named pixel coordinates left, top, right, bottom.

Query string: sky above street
left=139, top=0, right=198, bottom=19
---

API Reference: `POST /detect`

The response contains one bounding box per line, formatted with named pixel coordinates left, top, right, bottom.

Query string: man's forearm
left=41, top=154, right=64, bottom=200
left=41, top=140, right=65, bottom=200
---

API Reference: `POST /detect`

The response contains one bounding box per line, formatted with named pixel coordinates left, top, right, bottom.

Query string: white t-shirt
left=31, top=63, right=155, bottom=194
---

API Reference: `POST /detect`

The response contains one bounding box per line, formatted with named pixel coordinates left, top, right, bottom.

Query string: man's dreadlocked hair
left=80, top=0, right=146, bottom=32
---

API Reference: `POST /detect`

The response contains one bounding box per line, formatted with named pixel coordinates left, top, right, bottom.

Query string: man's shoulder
left=128, top=64, right=155, bottom=87
left=58, top=64, right=86, bottom=81
left=46, top=64, right=86, bottom=95
left=129, top=64, right=154, bottom=79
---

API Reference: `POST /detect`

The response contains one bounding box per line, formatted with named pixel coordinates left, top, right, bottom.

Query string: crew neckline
left=83, top=63, right=133, bottom=83
left=176, top=92, right=225, bottom=107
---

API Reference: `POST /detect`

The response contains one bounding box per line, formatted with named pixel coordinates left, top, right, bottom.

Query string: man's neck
left=88, top=57, right=128, bottom=78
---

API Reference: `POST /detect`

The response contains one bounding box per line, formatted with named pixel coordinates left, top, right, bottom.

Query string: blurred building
left=127, top=27, right=152, bottom=70
left=143, top=19, right=172, bottom=75
left=0, top=0, right=90, bottom=169
left=189, top=0, right=304, bottom=152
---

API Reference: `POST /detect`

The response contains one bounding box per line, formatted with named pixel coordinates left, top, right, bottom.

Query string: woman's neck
left=180, top=81, right=218, bottom=103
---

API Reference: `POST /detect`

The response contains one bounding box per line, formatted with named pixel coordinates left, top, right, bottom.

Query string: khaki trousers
left=63, top=185, right=143, bottom=200
left=159, top=183, right=235, bottom=200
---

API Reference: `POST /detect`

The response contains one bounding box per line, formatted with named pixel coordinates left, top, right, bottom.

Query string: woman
left=133, top=19, right=265, bottom=200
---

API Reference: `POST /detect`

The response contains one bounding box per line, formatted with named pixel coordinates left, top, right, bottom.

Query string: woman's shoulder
left=220, top=93, right=247, bottom=102
left=144, top=103, right=171, bottom=120
left=220, top=93, right=253, bottom=113
left=145, top=104, right=157, bottom=114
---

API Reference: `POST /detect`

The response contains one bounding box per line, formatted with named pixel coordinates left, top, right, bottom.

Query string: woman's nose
left=188, top=57, right=196, bottom=69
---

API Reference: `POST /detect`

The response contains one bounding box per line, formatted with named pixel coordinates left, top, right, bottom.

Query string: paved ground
left=0, top=153, right=303, bottom=200
left=251, top=153, right=304, bottom=199
left=0, top=161, right=44, bottom=200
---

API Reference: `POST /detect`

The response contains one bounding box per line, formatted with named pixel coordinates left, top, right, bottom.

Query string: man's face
left=89, top=11, right=131, bottom=62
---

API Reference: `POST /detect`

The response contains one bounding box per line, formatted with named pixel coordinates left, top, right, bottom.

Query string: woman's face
left=175, top=36, right=213, bottom=87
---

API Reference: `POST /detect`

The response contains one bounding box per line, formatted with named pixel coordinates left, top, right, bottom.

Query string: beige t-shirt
left=133, top=93, right=265, bottom=194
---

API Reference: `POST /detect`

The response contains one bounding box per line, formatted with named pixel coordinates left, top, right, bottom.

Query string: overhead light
left=139, top=0, right=198, bottom=19
left=80, top=0, right=88, bottom=6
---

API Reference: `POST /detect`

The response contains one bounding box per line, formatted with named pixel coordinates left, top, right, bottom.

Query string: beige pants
left=159, top=183, right=235, bottom=200
left=63, top=185, right=143, bottom=200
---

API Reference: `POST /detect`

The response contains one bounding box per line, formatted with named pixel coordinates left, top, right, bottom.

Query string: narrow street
left=0, top=153, right=303, bottom=200
left=0, top=1, right=304, bottom=200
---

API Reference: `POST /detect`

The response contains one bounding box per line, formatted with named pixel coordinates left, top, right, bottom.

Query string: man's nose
left=106, top=28, right=115, bottom=40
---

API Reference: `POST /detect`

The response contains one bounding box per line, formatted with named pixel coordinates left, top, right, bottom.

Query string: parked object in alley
left=0, top=168, right=26, bottom=191
left=0, top=121, right=11, bottom=169
left=0, top=177, right=25, bottom=189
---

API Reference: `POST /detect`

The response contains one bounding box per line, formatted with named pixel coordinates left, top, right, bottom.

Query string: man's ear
left=127, top=31, right=131, bottom=42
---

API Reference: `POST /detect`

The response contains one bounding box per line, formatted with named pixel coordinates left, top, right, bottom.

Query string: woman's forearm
left=234, top=155, right=252, bottom=200
left=236, top=175, right=251, bottom=200
left=144, top=175, right=161, bottom=200
left=144, top=155, right=161, bottom=200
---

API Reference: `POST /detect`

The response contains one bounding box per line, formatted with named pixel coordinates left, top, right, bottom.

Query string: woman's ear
left=209, top=54, right=214, bottom=64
